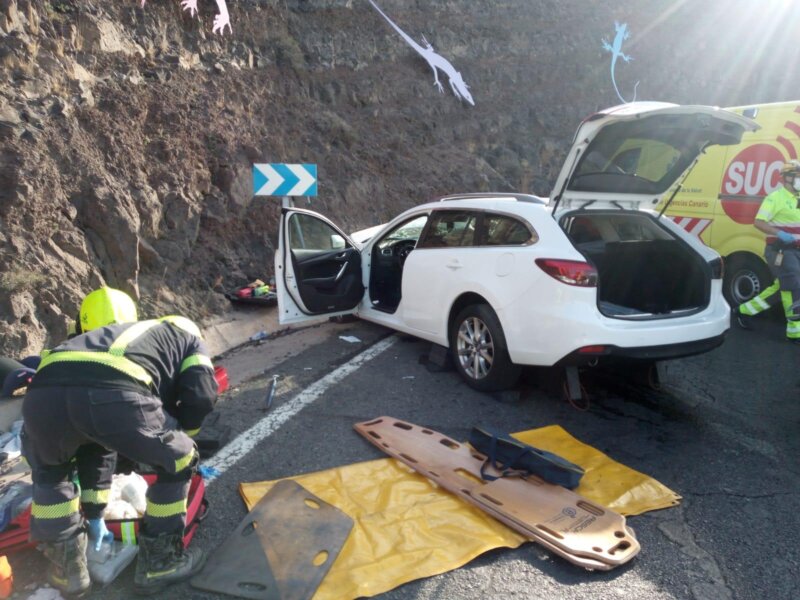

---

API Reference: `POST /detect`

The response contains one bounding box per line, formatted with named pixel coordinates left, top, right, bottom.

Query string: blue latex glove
left=87, top=518, right=114, bottom=551
left=198, top=465, right=220, bottom=480
left=777, top=230, right=795, bottom=244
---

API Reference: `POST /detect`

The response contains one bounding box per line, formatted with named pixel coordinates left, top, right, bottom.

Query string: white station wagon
left=276, top=103, right=758, bottom=391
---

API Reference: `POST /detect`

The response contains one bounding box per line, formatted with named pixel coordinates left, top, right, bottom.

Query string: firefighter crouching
left=20, top=287, right=217, bottom=596
left=737, top=160, right=800, bottom=342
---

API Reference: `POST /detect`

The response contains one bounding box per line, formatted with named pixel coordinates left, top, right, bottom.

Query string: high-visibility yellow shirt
left=756, top=186, right=800, bottom=244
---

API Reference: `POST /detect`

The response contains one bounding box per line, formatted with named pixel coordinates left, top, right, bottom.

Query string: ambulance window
left=612, top=148, right=641, bottom=175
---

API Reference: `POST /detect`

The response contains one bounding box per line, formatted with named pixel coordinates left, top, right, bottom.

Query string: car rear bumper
left=500, top=280, right=731, bottom=367
left=554, top=332, right=727, bottom=366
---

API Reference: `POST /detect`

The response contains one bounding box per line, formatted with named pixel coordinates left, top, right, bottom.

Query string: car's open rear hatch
left=563, top=211, right=711, bottom=319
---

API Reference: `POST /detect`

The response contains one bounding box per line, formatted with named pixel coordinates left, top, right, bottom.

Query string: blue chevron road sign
left=253, top=163, right=318, bottom=197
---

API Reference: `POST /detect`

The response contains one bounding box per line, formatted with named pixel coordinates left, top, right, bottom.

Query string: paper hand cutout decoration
left=140, top=0, right=231, bottom=35
left=602, top=22, right=639, bottom=104
left=368, top=0, right=474, bottom=106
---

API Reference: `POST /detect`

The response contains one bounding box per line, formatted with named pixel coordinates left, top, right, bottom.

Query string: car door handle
left=334, top=262, right=348, bottom=282
left=446, top=260, right=463, bottom=270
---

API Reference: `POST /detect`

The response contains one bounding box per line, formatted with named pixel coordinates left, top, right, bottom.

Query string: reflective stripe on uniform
left=780, top=291, right=800, bottom=338
left=147, top=567, right=178, bottom=578
left=184, top=428, right=201, bottom=437
left=31, top=497, right=80, bottom=519
left=109, top=320, right=160, bottom=356
left=160, top=316, right=202, bottom=339
left=121, top=522, right=137, bottom=545
left=739, top=280, right=781, bottom=316
left=81, top=488, right=110, bottom=504
left=146, top=498, right=187, bottom=518
left=175, top=449, right=196, bottom=473
left=180, top=354, right=213, bottom=373
left=37, top=351, right=153, bottom=386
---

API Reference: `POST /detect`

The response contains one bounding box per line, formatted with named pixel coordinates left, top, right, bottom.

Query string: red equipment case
left=0, top=473, right=207, bottom=555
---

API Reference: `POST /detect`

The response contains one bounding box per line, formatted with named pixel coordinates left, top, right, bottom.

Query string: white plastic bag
left=118, top=473, right=148, bottom=515
left=103, top=500, right=138, bottom=520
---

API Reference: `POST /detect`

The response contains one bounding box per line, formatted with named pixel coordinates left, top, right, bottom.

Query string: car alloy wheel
left=456, top=316, right=495, bottom=380
left=450, top=304, right=521, bottom=392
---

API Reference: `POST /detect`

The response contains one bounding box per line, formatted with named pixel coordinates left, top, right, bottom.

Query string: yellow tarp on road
left=239, top=425, right=681, bottom=600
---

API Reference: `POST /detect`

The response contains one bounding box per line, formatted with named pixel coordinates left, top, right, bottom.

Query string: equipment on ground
left=354, top=417, right=639, bottom=570
left=468, top=427, right=584, bottom=488
left=191, top=480, right=353, bottom=600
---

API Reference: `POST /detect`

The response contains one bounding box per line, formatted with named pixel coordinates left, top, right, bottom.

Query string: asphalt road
left=10, top=313, right=800, bottom=600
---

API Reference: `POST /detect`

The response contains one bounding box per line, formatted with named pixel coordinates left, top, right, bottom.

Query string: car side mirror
left=331, top=234, right=346, bottom=250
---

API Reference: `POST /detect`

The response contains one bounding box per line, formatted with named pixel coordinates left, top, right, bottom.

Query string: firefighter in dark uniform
left=20, top=287, right=217, bottom=596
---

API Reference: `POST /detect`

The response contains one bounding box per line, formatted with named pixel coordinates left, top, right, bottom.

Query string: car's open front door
left=275, top=208, right=365, bottom=325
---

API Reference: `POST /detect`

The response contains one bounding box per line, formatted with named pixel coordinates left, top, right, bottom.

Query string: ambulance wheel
left=724, top=255, right=771, bottom=307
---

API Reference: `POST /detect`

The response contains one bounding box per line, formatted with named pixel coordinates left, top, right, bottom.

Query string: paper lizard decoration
left=368, top=0, right=474, bottom=106
left=140, top=0, right=232, bottom=35
left=602, top=22, right=639, bottom=104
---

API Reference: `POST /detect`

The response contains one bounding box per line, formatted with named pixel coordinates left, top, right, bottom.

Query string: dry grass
left=0, top=267, right=48, bottom=293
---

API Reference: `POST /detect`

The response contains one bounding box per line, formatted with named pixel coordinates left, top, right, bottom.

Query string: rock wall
left=1, top=0, right=798, bottom=356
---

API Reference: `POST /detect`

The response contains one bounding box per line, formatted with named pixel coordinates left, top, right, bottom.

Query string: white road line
left=203, top=335, right=398, bottom=483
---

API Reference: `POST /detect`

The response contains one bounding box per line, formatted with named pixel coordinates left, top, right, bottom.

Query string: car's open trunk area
left=564, top=212, right=710, bottom=319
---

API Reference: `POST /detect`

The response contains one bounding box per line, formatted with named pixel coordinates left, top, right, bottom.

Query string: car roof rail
left=436, top=192, right=547, bottom=204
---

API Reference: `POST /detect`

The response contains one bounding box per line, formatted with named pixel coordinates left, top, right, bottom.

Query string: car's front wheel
left=450, top=304, right=521, bottom=392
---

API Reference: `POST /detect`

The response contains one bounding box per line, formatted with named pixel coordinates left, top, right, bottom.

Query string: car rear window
left=419, top=211, right=478, bottom=248
left=482, top=214, right=535, bottom=246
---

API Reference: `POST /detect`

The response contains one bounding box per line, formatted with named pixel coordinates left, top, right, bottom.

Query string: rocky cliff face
left=0, top=0, right=798, bottom=357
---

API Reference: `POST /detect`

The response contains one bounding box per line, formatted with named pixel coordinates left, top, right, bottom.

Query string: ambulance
left=659, top=100, right=800, bottom=306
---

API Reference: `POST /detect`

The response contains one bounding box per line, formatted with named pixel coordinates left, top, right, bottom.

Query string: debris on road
left=339, top=335, right=362, bottom=344
left=25, top=587, right=64, bottom=600
left=195, top=412, right=232, bottom=458
left=264, top=375, right=279, bottom=411
left=250, top=330, right=269, bottom=342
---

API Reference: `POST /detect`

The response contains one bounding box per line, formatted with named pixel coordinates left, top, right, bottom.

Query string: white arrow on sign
left=254, top=164, right=283, bottom=196
left=287, top=166, right=316, bottom=196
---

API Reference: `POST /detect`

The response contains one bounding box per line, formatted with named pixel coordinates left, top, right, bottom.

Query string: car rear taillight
left=710, top=257, right=724, bottom=280
left=535, top=259, right=598, bottom=287
left=578, top=345, right=607, bottom=354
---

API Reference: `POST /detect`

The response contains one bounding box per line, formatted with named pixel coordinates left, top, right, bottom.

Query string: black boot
left=734, top=310, right=754, bottom=329
left=134, top=532, right=206, bottom=595
left=40, top=531, right=91, bottom=598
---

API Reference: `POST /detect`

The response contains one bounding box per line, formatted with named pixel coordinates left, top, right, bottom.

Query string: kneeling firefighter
left=20, top=287, right=217, bottom=596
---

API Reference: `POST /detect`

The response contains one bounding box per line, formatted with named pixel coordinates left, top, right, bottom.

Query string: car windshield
left=381, top=219, right=426, bottom=244
left=567, top=114, right=736, bottom=195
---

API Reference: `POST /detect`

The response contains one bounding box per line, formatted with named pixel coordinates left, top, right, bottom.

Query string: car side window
left=288, top=213, right=349, bottom=251
left=418, top=211, right=478, bottom=248
left=482, top=214, right=535, bottom=246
